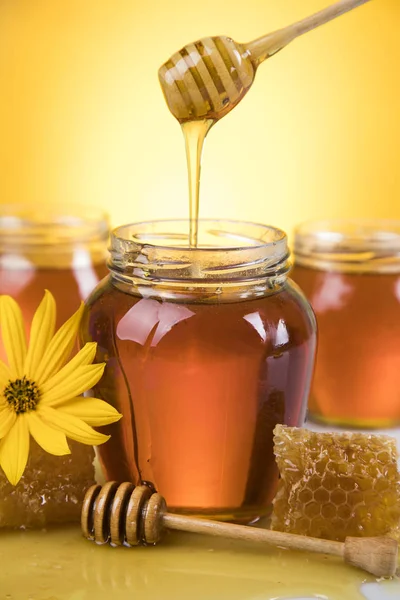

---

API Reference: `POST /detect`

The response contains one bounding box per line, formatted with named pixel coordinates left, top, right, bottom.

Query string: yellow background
left=0, top=0, right=399, bottom=237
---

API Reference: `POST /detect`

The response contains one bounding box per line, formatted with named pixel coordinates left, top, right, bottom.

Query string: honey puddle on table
left=1, top=526, right=399, bottom=600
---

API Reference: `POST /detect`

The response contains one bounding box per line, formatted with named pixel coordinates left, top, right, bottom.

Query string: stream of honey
left=181, top=119, right=214, bottom=247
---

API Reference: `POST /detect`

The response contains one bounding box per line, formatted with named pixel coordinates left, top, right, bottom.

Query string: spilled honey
left=2, top=525, right=398, bottom=599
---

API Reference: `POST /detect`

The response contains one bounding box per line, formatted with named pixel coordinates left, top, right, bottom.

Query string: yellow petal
left=27, top=412, right=71, bottom=456
left=24, top=290, right=56, bottom=378
left=39, top=405, right=110, bottom=446
left=0, top=359, right=11, bottom=391
left=35, top=302, right=85, bottom=385
left=0, top=296, right=27, bottom=379
left=40, top=363, right=105, bottom=407
left=57, top=396, right=122, bottom=426
left=40, top=342, right=98, bottom=397
left=0, top=406, right=17, bottom=438
left=0, top=414, right=29, bottom=485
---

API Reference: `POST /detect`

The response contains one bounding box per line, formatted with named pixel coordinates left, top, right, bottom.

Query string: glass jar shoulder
left=81, top=276, right=316, bottom=354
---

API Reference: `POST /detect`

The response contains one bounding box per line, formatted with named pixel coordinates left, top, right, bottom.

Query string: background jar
left=0, top=204, right=109, bottom=359
left=81, top=219, right=316, bottom=522
left=291, top=219, right=400, bottom=428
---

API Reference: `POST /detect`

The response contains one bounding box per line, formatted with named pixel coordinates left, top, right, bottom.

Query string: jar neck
left=0, top=205, right=109, bottom=268
left=108, top=219, right=291, bottom=301
left=294, top=219, right=400, bottom=274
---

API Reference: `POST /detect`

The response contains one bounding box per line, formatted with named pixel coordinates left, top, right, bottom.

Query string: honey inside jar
left=291, top=219, right=400, bottom=428
left=0, top=205, right=109, bottom=362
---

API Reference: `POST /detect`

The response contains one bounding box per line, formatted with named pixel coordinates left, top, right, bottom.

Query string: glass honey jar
left=0, top=204, right=109, bottom=362
left=81, top=219, right=316, bottom=522
left=291, top=219, right=400, bottom=429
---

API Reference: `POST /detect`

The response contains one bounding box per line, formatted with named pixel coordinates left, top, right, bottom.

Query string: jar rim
left=0, top=203, right=109, bottom=227
left=293, top=218, right=400, bottom=273
left=294, top=218, right=400, bottom=245
left=0, top=203, right=110, bottom=249
left=112, top=218, right=287, bottom=252
left=109, top=219, right=290, bottom=290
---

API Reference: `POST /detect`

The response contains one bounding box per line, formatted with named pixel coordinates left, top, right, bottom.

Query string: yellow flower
left=0, top=290, right=122, bottom=486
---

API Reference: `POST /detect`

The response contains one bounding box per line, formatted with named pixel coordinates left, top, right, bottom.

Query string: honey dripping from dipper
left=158, top=0, right=372, bottom=247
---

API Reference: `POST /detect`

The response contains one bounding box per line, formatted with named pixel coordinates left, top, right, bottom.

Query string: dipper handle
left=81, top=482, right=398, bottom=578
left=164, top=513, right=397, bottom=578
left=246, top=0, right=372, bottom=66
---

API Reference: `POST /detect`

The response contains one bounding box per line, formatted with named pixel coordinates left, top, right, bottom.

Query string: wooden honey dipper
left=158, top=0, right=371, bottom=122
left=81, top=482, right=398, bottom=578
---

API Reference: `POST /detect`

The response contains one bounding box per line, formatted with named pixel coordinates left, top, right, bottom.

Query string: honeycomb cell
left=339, top=477, right=356, bottom=492
left=353, top=462, right=366, bottom=476
left=315, top=460, right=327, bottom=476
left=314, top=488, right=329, bottom=504
left=366, top=463, right=381, bottom=478
left=271, top=425, right=400, bottom=542
left=326, top=460, right=336, bottom=473
left=309, top=475, right=321, bottom=491
left=321, top=503, right=336, bottom=519
left=331, top=489, right=347, bottom=505
left=336, top=461, right=350, bottom=475
left=337, top=504, right=352, bottom=520
left=322, top=474, right=337, bottom=492
left=304, top=501, right=320, bottom=518
left=295, top=516, right=310, bottom=532
left=361, top=451, right=375, bottom=464
left=377, top=452, right=390, bottom=464
left=299, top=489, right=313, bottom=504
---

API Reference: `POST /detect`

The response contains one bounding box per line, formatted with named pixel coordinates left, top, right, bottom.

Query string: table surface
left=1, top=422, right=400, bottom=600
left=1, top=525, right=399, bottom=600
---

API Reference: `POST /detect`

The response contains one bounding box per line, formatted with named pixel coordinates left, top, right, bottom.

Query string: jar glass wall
left=291, top=219, right=400, bottom=428
left=81, top=219, right=316, bottom=522
left=0, top=204, right=109, bottom=525
left=0, top=204, right=109, bottom=330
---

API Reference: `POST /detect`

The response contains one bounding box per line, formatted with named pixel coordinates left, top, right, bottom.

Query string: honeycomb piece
left=271, top=425, right=400, bottom=542
left=0, top=440, right=95, bottom=528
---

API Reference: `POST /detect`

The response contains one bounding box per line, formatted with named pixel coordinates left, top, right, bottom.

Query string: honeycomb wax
left=0, top=440, right=95, bottom=528
left=271, top=425, right=400, bottom=542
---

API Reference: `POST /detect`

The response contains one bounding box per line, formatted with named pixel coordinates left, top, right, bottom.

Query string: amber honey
left=0, top=264, right=108, bottom=329
left=292, top=219, right=400, bottom=428
left=0, top=205, right=109, bottom=361
left=81, top=219, right=316, bottom=522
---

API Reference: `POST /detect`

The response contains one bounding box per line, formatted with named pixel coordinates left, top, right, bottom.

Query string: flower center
left=4, top=376, right=40, bottom=414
